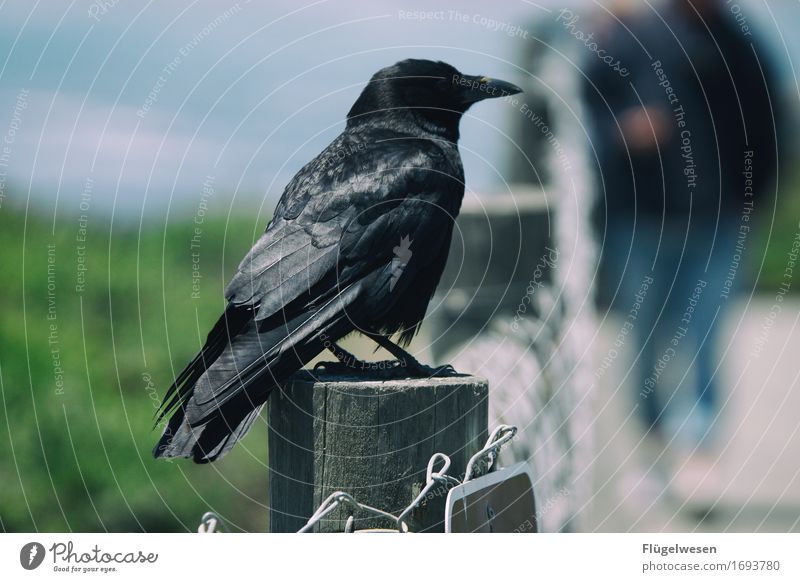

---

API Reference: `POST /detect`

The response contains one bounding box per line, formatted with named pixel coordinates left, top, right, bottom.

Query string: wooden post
left=268, top=369, right=488, bottom=533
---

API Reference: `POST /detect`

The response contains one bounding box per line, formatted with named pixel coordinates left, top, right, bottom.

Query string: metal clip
left=463, top=424, right=517, bottom=483
left=198, top=511, right=226, bottom=533
left=396, top=453, right=458, bottom=532
left=298, top=491, right=397, bottom=533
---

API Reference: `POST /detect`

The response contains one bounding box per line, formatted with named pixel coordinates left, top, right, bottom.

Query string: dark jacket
left=583, top=5, right=781, bottom=219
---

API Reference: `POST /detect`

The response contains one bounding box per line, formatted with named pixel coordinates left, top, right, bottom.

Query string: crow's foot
left=401, top=360, right=458, bottom=378
left=363, top=332, right=459, bottom=378
left=314, top=338, right=458, bottom=378
left=314, top=358, right=421, bottom=379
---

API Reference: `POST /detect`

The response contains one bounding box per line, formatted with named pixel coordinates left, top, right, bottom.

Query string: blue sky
left=0, top=0, right=794, bottom=223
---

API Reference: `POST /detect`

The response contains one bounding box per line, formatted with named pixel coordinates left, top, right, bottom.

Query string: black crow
left=154, top=59, right=521, bottom=463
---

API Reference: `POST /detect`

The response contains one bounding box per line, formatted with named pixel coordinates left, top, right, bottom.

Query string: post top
left=289, top=368, right=488, bottom=390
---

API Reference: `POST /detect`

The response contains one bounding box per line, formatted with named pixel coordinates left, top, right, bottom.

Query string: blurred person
left=582, top=0, right=781, bottom=505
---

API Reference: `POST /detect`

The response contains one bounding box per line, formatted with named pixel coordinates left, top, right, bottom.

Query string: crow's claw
left=403, top=361, right=459, bottom=378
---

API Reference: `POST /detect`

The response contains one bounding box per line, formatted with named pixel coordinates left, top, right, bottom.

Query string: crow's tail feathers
left=152, top=284, right=358, bottom=463
left=153, top=398, right=265, bottom=463
left=153, top=304, right=252, bottom=429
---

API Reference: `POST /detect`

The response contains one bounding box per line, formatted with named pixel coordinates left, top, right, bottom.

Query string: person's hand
left=618, top=106, right=672, bottom=151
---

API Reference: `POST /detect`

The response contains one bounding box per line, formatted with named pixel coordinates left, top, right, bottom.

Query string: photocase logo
left=20, top=542, right=46, bottom=570
left=389, top=235, right=413, bottom=291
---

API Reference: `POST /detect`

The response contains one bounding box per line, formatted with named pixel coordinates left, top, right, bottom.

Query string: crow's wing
left=225, top=137, right=384, bottom=319
left=224, top=136, right=456, bottom=320
left=338, top=180, right=462, bottom=307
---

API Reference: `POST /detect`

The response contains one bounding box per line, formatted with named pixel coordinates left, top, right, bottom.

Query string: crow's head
left=347, top=59, right=522, bottom=138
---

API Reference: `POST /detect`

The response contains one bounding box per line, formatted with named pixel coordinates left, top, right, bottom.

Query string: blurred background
left=1, top=0, right=798, bottom=532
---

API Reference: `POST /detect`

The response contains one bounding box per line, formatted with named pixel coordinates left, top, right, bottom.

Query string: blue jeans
left=605, top=214, right=741, bottom=447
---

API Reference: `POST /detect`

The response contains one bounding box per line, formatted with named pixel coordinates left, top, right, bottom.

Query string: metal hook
left=463, top=424, right=517, bottom=483
left=198, top=511, right=226, bottom=533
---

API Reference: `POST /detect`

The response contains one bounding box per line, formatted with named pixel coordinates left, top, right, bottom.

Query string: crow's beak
left=458, top=75, right=523, bottom=104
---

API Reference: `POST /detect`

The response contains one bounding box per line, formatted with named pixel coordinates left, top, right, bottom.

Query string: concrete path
left=584, top=297, right=800, bottom=532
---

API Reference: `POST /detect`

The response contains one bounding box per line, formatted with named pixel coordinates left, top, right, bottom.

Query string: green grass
left=0, top=201, right=270, bottom=532
left=752, top=181, right=800, bottom=292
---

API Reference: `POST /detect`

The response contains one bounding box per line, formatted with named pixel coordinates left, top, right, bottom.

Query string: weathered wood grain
left=268, top=369, right=488, bottom=532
